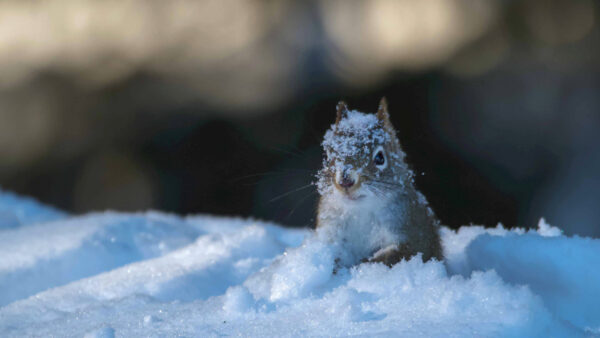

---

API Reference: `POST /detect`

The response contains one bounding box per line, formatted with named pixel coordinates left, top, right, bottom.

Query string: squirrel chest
left=318, top=189, right=407, bottom=262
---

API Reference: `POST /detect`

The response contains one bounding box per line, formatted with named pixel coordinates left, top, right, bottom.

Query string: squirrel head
left=317, top=98, right=409, bottom=200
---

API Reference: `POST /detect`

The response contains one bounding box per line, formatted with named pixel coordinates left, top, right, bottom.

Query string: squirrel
left=315, top=98, right=442, bottom=267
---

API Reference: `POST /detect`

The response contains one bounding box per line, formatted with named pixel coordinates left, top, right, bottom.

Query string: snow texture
left=0, top=190, right=598, bottom=337
left=0, top=189, right=66, bottom=230
left=322, top=110, right=389, bottom=161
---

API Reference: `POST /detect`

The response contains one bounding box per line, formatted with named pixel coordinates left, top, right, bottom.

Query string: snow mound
left=0, top=193, right=598, bottom=336
left=0, top=189, right=65, bottom=229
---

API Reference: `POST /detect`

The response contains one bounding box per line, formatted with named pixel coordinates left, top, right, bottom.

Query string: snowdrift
left=0, top=190, right=598, bottom=337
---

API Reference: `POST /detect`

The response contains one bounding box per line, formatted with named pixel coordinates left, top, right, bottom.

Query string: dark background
left=1, top=0, right=599, bottom=236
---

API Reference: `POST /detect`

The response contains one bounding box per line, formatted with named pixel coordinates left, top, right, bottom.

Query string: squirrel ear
left=376, top=97, right=390, bottom=123
left=335, top=101, right=349, bottom=124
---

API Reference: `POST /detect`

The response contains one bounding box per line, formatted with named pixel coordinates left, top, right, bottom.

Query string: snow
left=0, top=190, right=598, bottom=336
left=320, top=110, right=394, bottom=180
left=0, top=189, right=66, bottom=229
left=322, top=111, right=386, bottom=158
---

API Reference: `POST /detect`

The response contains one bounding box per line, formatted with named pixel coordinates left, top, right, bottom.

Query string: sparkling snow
left=322, top=110, right=389, bottom=159
left=0, top=190, right=598, bottom=337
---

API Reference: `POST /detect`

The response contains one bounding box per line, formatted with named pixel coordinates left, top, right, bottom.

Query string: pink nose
left=339, top=176, right=355, bottom=188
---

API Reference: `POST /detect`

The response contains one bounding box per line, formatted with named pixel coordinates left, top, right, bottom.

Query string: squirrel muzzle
left=334, top=168, right=361, bottom=197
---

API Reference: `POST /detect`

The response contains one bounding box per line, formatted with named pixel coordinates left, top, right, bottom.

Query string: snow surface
left=0, top=190, right=598, bottom=337
left=0, top=189, right=66, bottom=230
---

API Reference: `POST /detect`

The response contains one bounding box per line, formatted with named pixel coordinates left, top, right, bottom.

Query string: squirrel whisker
left=269, top=183, right=315, bottom=203
left=367, top=179, right=404, bottom=188
left=232, top=170, right=314, bottom=186
left=285, top=190, right=318, bottom=220
left=267, top=145, right=306, bottom=159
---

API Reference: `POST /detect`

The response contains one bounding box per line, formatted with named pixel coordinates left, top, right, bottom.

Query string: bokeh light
left=0, top=0, right=599, bottom=236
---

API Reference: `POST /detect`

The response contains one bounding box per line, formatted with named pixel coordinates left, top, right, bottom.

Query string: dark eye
left=374, top=150, right=385, bottom=166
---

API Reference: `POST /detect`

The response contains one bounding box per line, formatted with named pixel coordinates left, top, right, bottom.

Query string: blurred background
left=0, top=0, right=599, bottom=236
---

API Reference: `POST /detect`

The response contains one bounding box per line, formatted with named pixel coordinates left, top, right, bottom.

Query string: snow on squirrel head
left=317, top=98, right=410, bottom=201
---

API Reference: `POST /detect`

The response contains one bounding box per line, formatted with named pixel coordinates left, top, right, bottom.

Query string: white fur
left=317, top=185, right=406, bottom=266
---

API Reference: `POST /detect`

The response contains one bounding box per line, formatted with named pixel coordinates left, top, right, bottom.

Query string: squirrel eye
left=374, top=150, right=385, bottom=166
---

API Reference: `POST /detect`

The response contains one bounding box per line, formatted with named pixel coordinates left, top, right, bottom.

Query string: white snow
left=0, top=190, right=598, bottom=336
left=0, top=189, right=66, bottom=229
left=322, top=111, right=386, bottom=158
left=320, top=110, right=393, bottom=177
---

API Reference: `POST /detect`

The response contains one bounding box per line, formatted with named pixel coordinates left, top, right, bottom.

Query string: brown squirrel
left=315, top=98, right=442, bottom=267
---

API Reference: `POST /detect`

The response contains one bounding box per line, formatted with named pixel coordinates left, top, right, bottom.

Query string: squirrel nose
left=339, top=176, right=355, bottom=188
left=336, top=167, right=358, bottom=190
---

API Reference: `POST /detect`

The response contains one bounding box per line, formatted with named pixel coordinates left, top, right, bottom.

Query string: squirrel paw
left=366, top=244, right=408, bottom=267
